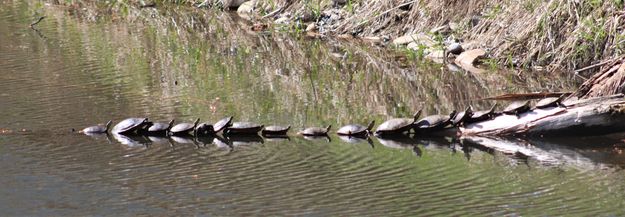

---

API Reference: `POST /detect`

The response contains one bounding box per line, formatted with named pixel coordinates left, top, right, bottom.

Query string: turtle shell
left=112, top=118, right=149, bottom=134
left=80, top=120, right=112, bottom=134
left=337, top=121, right=375, bottom=136
left=262, top=125, right=291, bottom=135
left=213, top=116, right=233, bottom=133
left=451, top=106, right=473, bottom=126
left=298, top=125, right=331, bottom=136
left=148, top=119, right=175, bottom=133
left=225, top=122, right=264, bottom=134
left=503, top=101, right=530, bottom=114
left=466, top=104, right=498, bottom=123
left=375, top=110, right=421, bottom=135
left=416, top=110, right=457, bottom=130
left=535, top=97, right=563, bottom=109
left=170, top=118, right=200, bottom=135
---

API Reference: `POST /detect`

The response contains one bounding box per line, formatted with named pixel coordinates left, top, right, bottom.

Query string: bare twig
left=261, top=6, right=283, bottom=19
left=30, top=16, right=45, bottom=28
left=574, top=60, right=613, bottom=73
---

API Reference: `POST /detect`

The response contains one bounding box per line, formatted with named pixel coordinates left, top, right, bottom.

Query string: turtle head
left=193, top=118, right=200, bottom=127
left=286, top=125, right=291, bottom=131
left=449, top=110, right=458, bottom=119
left=142, top=118, right=149, bottom=123
left=366, top=120, right=375, bottom=131
left=325, top=125, right=332, bottom=133
left=168, top=119, right=175, bottom=129
left=105, top=120, right=112, bottom=131
left=463, top=106, right=474, bottom=121
left=413, top=110, right=422, bottom=122
left=226, top=116, right=234, bottom=127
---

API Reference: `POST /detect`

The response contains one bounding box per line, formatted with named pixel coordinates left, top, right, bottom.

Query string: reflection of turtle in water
left=80, top=120, right=112, bottom=134
left=535, top=96, right=566, bottom=109
left=262, top=125, right=291, bottom=136
left=503, top=101, right=531, bottom=116
left=337, top=121, right=374, bottom=137
left=112, top=118, right=150, bottom=135
left=374, top=110, right=421, bottom=136
left=298, top=125, right=332, bottom=136
left=224, top=122, right=264, bottom=135
left=415, top=110, right=457, bottom=132
left=170, top=118, right=200, bottom=136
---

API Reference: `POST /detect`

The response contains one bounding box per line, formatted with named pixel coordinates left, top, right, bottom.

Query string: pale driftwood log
left=460, top=94, right=625, bottom=136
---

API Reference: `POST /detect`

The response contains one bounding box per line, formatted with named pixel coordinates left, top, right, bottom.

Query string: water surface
left=2, top=1, right=625, bottom=215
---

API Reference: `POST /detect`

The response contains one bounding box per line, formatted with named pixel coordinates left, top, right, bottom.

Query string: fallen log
left=460, top=94, right=625, bottom=136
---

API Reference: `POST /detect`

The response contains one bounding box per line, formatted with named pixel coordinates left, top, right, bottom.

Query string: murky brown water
left=2, top=1, right=625, bottom=215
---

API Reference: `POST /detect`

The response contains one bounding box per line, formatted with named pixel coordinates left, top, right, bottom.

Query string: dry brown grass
left=50, top=0, right=625, bottom=75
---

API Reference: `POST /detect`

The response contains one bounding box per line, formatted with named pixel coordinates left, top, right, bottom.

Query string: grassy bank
left=44, top=0, right=624, bottom=75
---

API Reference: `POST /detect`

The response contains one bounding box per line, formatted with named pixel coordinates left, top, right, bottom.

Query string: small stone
left=407, top=42, right=420, bottom=51
left=426, top=49, right=446, bottom=63
left=236, top=1, right=254, bottom=17
left=305, top=23, right=316, bottom=32
left=361, top=36, right=381, bottom=44
left=393, top=33, right=435, bottom=47
left=228, top=0, right=248, bottom=8
left=449, top=22, right=460, bottom=31
left=274, top=17, right=289, bottom=24
left=447, top=43, right=464, bottom=55
left=454, top=49, right=487, bottom=73
left=455, top=49, right=486, bottom=65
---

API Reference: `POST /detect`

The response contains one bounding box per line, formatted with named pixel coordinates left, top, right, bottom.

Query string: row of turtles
left=78, top=96, right=566, bottom=138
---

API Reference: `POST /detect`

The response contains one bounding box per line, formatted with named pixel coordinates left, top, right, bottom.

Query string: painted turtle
left=213, top=116, right=233, bottom=133
left=262, top=125, right=291, bottom=136
left=170, top=118, right=200, bottom=136
left=298, top=125, right=332, bottom=136
left=535, top=96, right=565, bottom=109
left=503, top=100, right=531, bottom=115
left=451, top=106, right=474, bottom=126
left=415, top=110, right=458, bottom=131
left=80, top=120, right=112, bottom=134
left=465, top=103, right=499, bottom=124
left=112, top=118, right=150, bottom=134
left=374, top=110, right=421, bottom=136
left=337, top=120, right=375, bottom=136
left=142, top=119, right=175, bottom=136
left=224, top=122, right=264, bottom=135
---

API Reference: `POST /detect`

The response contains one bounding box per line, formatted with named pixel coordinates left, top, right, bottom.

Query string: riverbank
left=43, top=0, right=625, bottom=76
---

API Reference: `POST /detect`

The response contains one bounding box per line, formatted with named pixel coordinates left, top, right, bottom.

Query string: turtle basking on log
left=374, top=110, right=421, bottom=136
